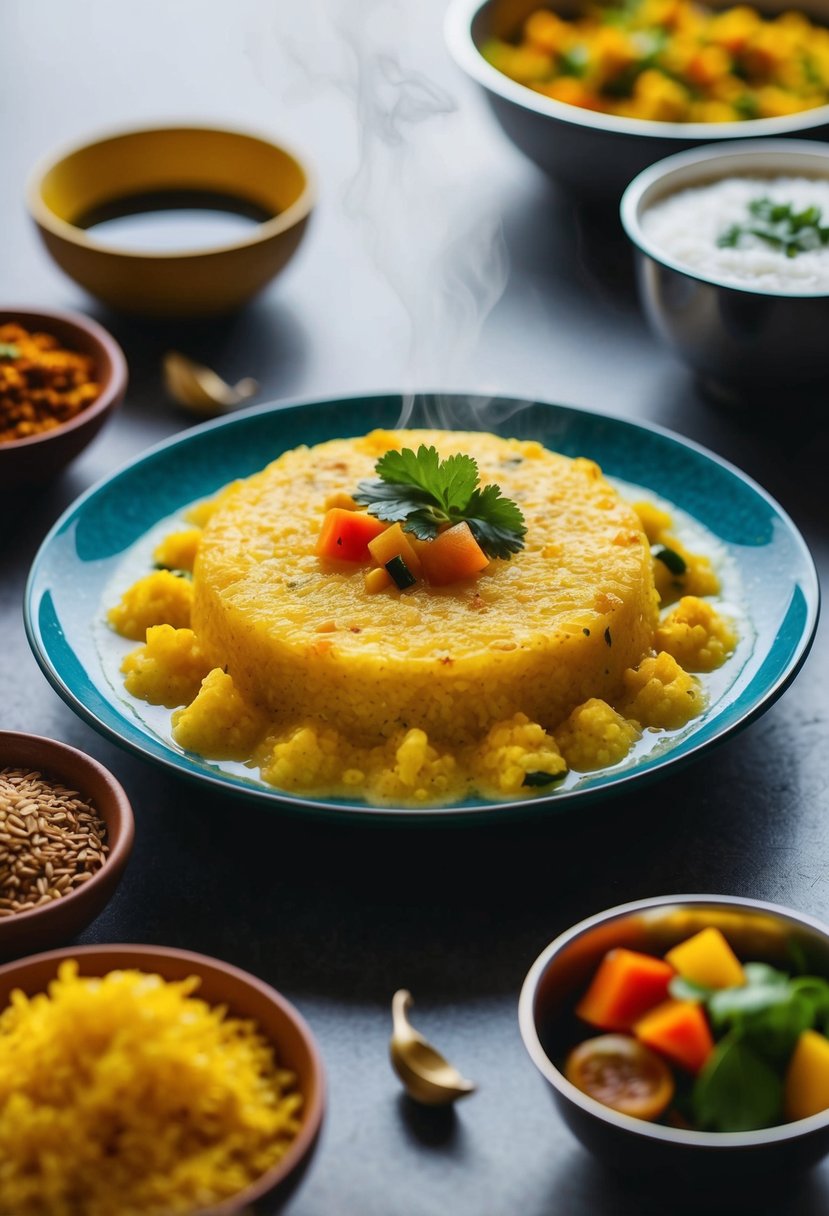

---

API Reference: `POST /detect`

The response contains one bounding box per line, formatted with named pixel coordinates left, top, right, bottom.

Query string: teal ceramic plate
left=25, top=393, right=819, bottom=821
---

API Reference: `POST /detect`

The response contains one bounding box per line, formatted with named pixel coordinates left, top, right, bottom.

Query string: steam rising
left=245, top=0, right=511, bottom=429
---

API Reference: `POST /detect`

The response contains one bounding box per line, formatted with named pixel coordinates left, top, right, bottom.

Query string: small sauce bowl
left=27, top=124, right=315, bottom=319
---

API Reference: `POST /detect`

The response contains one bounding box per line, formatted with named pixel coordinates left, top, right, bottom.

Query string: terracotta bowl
left=27, top=124, right=315, bottom=318
left=519, top=895, right=829, bottom=1206
left=0, top=944, right=326, bottom=1215
left=0, top=732, right=134, bottom=957
left=0, top=306, right=127, bottom=487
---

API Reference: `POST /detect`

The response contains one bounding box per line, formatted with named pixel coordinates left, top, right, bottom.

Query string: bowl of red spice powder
left=0, top=306, right=127, bottom=487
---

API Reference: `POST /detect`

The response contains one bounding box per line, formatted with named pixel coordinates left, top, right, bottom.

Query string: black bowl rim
left=519, top=893, right=829, bottom=1148
left=620, top=138, right=829, bottom=299
left=445, top=0, right=829, bottom=141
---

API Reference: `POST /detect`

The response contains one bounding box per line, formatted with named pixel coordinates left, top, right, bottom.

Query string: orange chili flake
left=0, top=322, right=100, bottom=444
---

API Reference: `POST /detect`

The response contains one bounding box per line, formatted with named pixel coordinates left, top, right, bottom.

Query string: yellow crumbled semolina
left=172, top=668, right=268, bottom=760
left=652, top=534, right=720, bottom=606
left=0, top=961, right=301, bottom=1216
left=656, top=595, right=737, bottom=672
left=472, top=713, right=567, bottom=795
left=633, top=500, right=673, bottom=543
left=152, top=528, right=202, bottom=573
left=554, top=698, right=641, bottom=772
left=121, top=625, right=212, bottom=707
left=108, top=570, right=193, bottom=641
left=621, top=651, right=703, bottom=729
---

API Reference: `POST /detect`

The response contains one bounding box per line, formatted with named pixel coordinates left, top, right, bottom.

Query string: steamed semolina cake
left=191, top=430, right=659, bottom=748
left=108, top=427, right=738, bottom=804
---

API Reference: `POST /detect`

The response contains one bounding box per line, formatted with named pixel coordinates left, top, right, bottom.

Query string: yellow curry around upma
left=107, top=429, right=737, bottom=805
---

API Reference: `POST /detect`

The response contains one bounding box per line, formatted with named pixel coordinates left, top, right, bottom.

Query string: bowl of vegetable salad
left=445, top=0, right=829, bottom=201
left=519, top=895, right=829, bottom=1196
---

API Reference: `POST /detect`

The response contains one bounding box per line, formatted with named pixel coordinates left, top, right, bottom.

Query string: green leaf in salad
left=668, top=975, right=714, bottom=1003
left=692, top=1032, right=783, bottom=1132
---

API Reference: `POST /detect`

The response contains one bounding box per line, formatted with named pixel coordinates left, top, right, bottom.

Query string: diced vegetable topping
left=575, top=948, right=675, bottom=1032
left=385, top=555, right=417, bottom=590
left=364, top=567, right=392, bottom=594
left=417, top=522, right=490, bottom=586
left=315, top=508, right=387, bottom=562
left=355, top=444, right=526, bottom=559
left=368, top=522, right=424, bottom=579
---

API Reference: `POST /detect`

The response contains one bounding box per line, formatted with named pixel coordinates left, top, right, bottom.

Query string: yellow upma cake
left=108, top=429, right=737, bottom=805
left=193, top=430, right=657, bottom=745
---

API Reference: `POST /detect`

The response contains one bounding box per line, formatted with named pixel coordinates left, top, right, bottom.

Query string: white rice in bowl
left=641, top=177, right=829, bottom=295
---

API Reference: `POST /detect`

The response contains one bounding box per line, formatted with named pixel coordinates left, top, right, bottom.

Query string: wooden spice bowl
left=0, top=944, right=326, bottom=1215
left=0, top=732, right=134, bottom=958
left=0, top=306, right=127, bottom=488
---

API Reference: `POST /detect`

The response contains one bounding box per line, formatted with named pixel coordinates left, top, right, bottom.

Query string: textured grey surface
left=2, top=2, right=828, bottom=1213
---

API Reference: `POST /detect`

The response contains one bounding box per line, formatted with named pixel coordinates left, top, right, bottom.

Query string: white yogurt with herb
left=642, top=177, right=829, bottom=294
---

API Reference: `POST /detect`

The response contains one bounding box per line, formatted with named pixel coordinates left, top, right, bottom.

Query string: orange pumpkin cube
left=635, top=999, right=714, bottom=1073
left=575, top=948, right=675, bottom=1031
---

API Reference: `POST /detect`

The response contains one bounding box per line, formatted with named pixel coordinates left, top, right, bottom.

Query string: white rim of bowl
left=518, top=893, right=829, bottom=1148
left=445, top=0, right=829, bottom=141
left=26, top=120, right=317, bottom=261
left=620, top=137, right=829, bottom=298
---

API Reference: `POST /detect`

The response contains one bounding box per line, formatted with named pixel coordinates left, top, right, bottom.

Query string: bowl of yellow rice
left=0, top=944, right=325, bottom=1216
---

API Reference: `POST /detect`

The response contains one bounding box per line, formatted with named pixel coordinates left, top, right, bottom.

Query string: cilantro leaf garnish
left=717, top=196, right=829, bottom=259
left=354, top=445, right=526, bottom=560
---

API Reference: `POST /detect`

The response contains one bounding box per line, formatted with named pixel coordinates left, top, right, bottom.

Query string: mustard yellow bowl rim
left=26, top=121, right=316, bottom=262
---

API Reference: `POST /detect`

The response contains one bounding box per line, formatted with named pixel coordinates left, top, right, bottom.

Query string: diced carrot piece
left=315, top=508, right=387, bottom=562
left=365, top=566, right=392, bottom=594
left=784, top=1030, right=829, bottom=1121
left=367, top=522, right=423, bottom=579
left=635, top=999, right=714, bottom=1073
left=418, top=522, right=489, bottom=586
left=665, top=927, right=745, bottom=991
left=575, top=948, right=675, bottom=1032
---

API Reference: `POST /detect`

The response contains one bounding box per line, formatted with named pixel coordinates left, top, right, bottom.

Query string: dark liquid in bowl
left=75, top=190, right=275, bottom=252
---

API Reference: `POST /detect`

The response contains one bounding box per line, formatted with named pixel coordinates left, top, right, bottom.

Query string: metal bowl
left=519, top=895, right=829, bottom=1200
left=445, top=0, right=829, bottom=201
left=620, top=139, right=829, bottom=402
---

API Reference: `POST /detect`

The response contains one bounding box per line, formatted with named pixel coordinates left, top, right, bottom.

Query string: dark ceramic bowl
left=519, top=895, right=829, bottom=1200
left=620, top=139, right=829, bottom=403
left=0, top=944, right=326, bottom=1215
left=0, top=306, right=127, bottom=486
left=445, top=0, right=829, bottom=202
left=0, top=732, right=134, bottom=957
